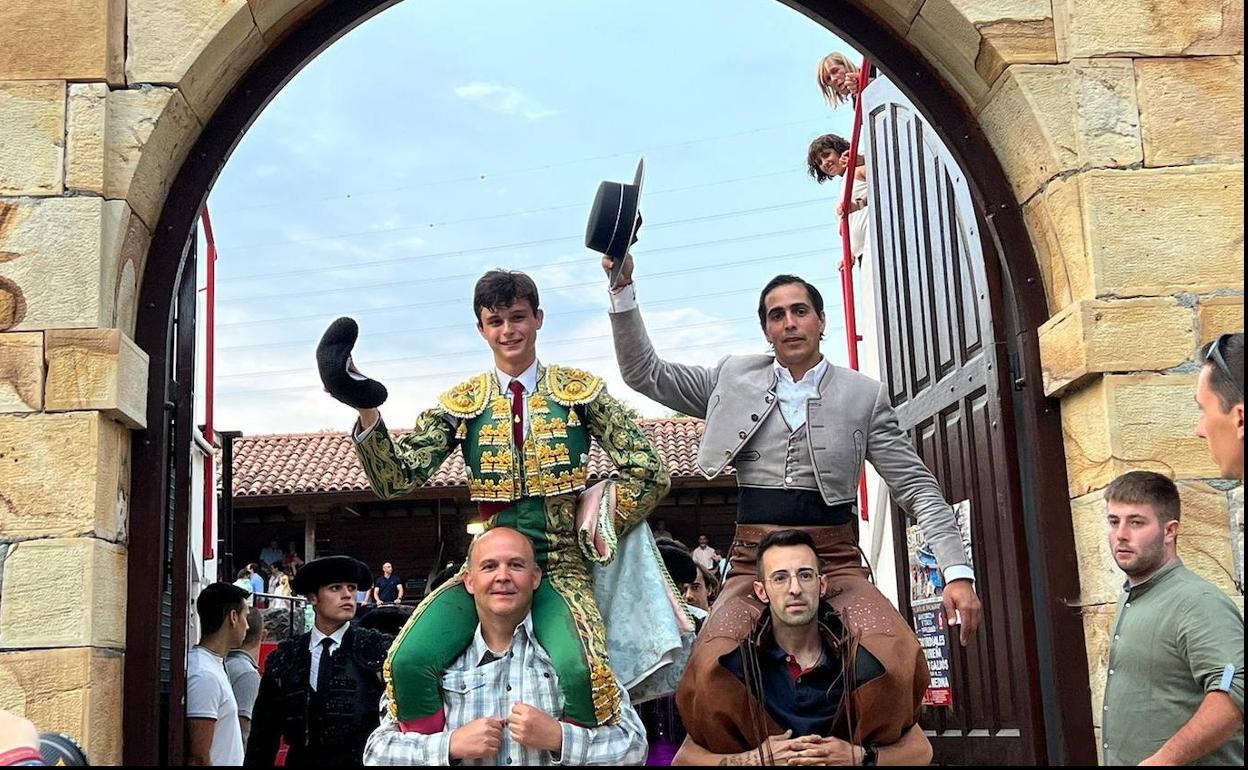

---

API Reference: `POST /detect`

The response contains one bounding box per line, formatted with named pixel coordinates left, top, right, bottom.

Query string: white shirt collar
left=470, top=612, right=537, bottom=658
left=772, top=356, right=829, bottom=385
left=496, top=359, right=540, bottom=395
left=310, top=621, right=350, bottom=650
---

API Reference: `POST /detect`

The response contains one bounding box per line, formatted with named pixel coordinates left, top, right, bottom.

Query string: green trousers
left=384, top=497, right=615, bottom=726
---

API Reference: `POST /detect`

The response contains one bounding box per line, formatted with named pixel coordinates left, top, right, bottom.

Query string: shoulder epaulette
left=546, top=364, right=605, bottom=407
left=438, top=372, right=496, bottom=418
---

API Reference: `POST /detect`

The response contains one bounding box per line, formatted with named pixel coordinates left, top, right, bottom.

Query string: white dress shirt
left=610, top=283, right=975, bottom=586
left=309, top=621, right=350, bottom=691
left=773, top=357, right=828, bottom=432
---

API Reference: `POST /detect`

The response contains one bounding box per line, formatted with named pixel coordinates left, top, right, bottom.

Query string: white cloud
left=453, top=82, right=558, bottom=121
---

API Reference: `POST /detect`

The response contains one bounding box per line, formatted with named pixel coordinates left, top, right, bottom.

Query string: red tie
left=508, top=380, right=525, bottom=448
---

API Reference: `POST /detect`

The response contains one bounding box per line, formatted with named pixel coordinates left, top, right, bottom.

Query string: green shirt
left=1103, top=559, right=1244, bottom=766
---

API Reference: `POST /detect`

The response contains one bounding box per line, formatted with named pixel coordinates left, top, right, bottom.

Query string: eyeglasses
left=766, top=569, right=819, bottom=589
left=1205, top=333, right=1243, bottom=398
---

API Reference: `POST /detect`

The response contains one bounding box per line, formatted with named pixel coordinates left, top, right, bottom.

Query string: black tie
left=316, top=637, right=335, bottom=692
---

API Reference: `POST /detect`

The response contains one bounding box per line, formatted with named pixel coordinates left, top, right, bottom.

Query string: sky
left=203, top=0, right=862, bottom=435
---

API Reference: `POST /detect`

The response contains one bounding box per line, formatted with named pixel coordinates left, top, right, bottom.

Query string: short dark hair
left=807, top=134, right=851, bottom=184
left=1104, top=470, right=1182, bottom=525
left=757, top=275, right=825, bottom=329
left=241, top=606, right=264, bottom=646
left=755, top=529, right=821, bottom=580
left=473, top=270, right=540, bottom=323
left=196, top=582, right=250, bottom=636
left=1200, top=333, right=1244, bottom=411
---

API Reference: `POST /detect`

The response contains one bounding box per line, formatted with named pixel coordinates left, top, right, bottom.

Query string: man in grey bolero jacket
left=603, top=254, right=982, bottom=752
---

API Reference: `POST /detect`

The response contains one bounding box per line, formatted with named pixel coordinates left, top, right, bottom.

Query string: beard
left=1116, top=536, right=1167, bottom=579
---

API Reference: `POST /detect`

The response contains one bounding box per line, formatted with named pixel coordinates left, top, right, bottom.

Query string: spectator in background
left=651, top=518, right=671, bottom=541
left=247, top=564, right=266, bottom=609
left=691, top=535, right=716, bottom=573
left=372, top=562, right=405, bottom=605
left=808, top=133, right=870, bottom=262
left=816, top=51, right=870, bottom=108
left=233, top=568, right=255, bottom=607
left=1196, top=332, right=1244, bottom=483
left=260, top=540, right=284, bottom=570
left=283, top=541, right=304, bottom=573
left=683, top=566, right=719, bottom=615
left=227, top=607, right=265, bottom=746
left=266, top=562, right=284, bottom=594
left=1101, top=471, right=1243, bottom=765
left=187, top=582, right=251, bottom=766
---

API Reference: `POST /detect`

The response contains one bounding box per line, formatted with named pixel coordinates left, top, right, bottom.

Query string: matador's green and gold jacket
left=354, top=363, right=670, bottom=552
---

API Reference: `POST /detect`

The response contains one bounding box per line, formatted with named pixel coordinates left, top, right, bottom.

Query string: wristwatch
left=861, top=744, right=878, bottom=766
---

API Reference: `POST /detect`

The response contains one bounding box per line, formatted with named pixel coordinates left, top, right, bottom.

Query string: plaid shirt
left=363, top=614, right=647, bottom=765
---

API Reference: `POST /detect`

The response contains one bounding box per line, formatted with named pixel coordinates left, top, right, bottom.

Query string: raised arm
left=353, top=409, right=459, bottom=500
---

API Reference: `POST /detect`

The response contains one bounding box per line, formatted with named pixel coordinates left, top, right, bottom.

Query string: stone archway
left=0, top=1, right=1241, bottom=765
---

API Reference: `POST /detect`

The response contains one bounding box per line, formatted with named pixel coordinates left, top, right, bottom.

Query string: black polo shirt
left=722, top=629, right=845, bottom=738
left=374, top=574, right=402, bottom=603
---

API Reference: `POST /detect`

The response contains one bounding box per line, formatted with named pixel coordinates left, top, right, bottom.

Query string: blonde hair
left=817, top=51, right=860, bottom=107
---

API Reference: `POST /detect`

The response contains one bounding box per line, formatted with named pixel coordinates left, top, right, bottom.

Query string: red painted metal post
left=201, top=207, right=217, bottom=561
left=837, top=58, right=873, bottom=522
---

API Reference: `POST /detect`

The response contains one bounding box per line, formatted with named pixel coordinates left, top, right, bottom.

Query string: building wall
left=0, top=0, right=1242, bottom=763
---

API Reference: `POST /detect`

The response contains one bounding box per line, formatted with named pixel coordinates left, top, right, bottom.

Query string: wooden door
left=862, top=77, right=1046, bottom=764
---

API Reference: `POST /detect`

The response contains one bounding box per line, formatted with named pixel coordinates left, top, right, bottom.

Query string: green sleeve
left=583, top=388, right=671, bottom=537
left=353, top=410, right=458, bottom=499
left=1178, top=587, right=1245, bottom=713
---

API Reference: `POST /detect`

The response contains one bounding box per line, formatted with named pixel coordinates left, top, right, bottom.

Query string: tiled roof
left=230, top=418, right=725, bottom=499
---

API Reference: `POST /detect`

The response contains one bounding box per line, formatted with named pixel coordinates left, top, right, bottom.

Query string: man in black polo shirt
left=673, top=530, right=931, bottom=766
left=371, top=562, right=404, bottom=605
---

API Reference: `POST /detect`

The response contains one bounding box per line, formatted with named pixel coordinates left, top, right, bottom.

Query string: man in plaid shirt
left=364, top=527, right=647, bottom=766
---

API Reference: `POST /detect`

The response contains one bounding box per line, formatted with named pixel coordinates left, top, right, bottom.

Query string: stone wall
left=0, top=0, right=1242, bottom=763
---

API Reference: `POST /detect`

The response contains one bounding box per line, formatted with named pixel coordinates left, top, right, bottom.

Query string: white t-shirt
left=186, top=646, right=245, bottom=765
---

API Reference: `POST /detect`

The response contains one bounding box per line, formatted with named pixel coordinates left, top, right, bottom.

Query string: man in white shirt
left=187, top=582, right=251, bottom=766
left=691, top=535, right=717, bottom=572
left=603, top=254, right=982, bottom=752
left=364, top=527, right=648, bottom=766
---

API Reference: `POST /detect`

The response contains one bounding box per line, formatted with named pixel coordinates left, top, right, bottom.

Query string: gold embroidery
left=530, top=415, right=569, bottom=440
left=490, top=396, right=512, bottom=420
left=528, top=395, right=550, bottom=414
left=468, top=476, right=515, bottom=501
left=536, top=442, right=571, bottom=470
left=477, top=422, right=511, bottom=446
left=438, top=373, right=494, bottom=418
left=479, top=449, right=512, bottom=474
left=547, top=365, right=604, bottom=406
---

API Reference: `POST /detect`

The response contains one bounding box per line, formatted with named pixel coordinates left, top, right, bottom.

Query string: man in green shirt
left=1102, top=470, right=1244, bottom=765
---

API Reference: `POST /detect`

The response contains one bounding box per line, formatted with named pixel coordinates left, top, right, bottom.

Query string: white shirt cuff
left=608, top=283, right=638, bottom=313
left=353, top=414, right=380, bottom=442
left=943, top=565, right=975, bottom=584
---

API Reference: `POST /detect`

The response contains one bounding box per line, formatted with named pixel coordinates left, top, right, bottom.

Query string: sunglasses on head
left=1205, top=333, right=1243, bottom=398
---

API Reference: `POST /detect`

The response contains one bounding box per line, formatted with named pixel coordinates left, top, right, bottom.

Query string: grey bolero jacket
left=610, top=305, right=969, bottom=573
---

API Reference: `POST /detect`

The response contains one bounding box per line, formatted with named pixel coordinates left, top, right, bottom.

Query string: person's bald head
left=468, top=527, right=538, bottom=568
left=465, top=527, right=541, bottom=622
